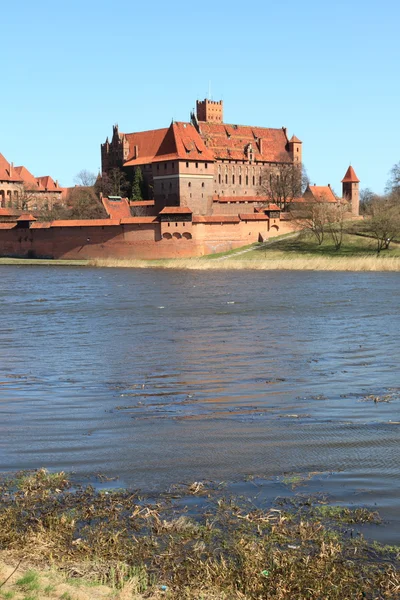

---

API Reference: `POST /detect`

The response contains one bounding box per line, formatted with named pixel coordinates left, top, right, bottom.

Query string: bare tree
left=74, top=170, right=97, bottom=187
left=289, top=196, right=329, bottom=245
left=259, top=156, right=309, bottom=211
left=325, top=200, right=350, bottom=250
left=67, top=187, right=107, bottom=219
left=385, top=161, right=400, bottom=194
left=15, top=183, right=38, bottom=210
left=366, top=194, right=400, bottom=253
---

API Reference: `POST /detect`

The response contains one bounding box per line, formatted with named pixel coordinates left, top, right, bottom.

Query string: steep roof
left=102, top=196, right=132, bottom=219
left=123, top=127, right=169, bottom=166
left=342, top=165, right=360, bottom=183
left=303, top=185, right=337, bottom=203
left=0, top=153, right=23, bottom=183
left=289, top=135, right=302, bottom=143
left=153, top=122, right=214, bottom=162
left=198, top=123, right=292, bottom=162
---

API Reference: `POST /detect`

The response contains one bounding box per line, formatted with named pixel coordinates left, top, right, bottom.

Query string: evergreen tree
left=131, top=167, right=144, bottom=200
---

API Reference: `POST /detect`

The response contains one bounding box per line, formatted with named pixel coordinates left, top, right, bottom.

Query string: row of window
left=156, top=162, right=209, bottom=171
left=217, top=175, right=262, bottom=186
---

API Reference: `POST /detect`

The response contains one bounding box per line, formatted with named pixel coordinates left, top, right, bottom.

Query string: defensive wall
left=0, top=212, right=294, bottom=260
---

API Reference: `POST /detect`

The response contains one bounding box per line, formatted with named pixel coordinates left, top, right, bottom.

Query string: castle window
left=172, top=162, right=175, bottom=168
left=253, top=176, right=255, bottom=186
left=195, top=162, right=198, bottom=168
left=232, top=175, right=235, bottom=184
left=202, top=182, right=205, bottom=188
left=186, top=162, right=189, bottom=168
left=218, top=174, right=221, bottom=184
left=225, top=175, right=228, bottom=184
left=239, top=175, right=242, bottom=185
left=246, top=176, right=249, bottom=185
left=205, top=163, right=208, bottom=169
left=164, top=163, right=167, bottom=169
left=188, top=182, right=191, bottom=187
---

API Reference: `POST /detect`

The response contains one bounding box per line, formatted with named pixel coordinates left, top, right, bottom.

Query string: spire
left=341, top=165, right=360, bottom=183
left=289, top=135, right=302, bottom=143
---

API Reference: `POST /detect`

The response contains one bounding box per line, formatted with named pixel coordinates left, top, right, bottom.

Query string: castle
left=101, top=99, right=304, bottom=217
left=0, top=99, right=360, bottom=260
left=0, top=153, right=64, bottom=212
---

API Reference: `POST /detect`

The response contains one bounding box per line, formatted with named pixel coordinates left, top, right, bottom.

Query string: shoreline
left=1, top=254, right=400, bottom=271
left=0, top=469, right=398, bottom=599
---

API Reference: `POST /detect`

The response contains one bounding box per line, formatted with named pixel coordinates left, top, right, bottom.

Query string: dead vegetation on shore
left=89, top=255, right=400, bottom=271
left=0, top=469, right=399, bottom=599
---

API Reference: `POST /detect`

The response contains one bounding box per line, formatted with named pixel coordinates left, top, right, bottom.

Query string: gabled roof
left=342, top=165, right=360, bottom=183
left=152, top=122, right=214, bottom=163
left=303, top=185, right=337, bottom=203
left=123, top=128, right=169, bottom=166
left=102, top=196, right=132, bottom=219
left=36, top=175, right=61, bottom=191
left=17, top=213, right=37, bottom=221
left=289, top=135, right=302, bottom=143
left=0, top=153, right=23, bottom=183
left=198, top=123, right=292, bottom=162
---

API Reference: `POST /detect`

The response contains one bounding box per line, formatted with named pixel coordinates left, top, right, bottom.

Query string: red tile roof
left=51, top=219, right=121, bottom=227
left=289, top=135, right=302, bottom=143
left=0, top=208, right=21, bottom=216
left=193, top=215, right=240, bottom=223
left=17, top=213, right=37, bottom=221
left=302, top=185, right=337, bottom=203
left=123, top=128, right=169, bottom=166
left=102, top=196, right=132, bottom=219
left=30, top=222, right=52, bottom=229
left=0, top=223, right=17, bottom=229
left=342, top=165, right=360, bottom=183
left=239, top=213, right=269, bottom=220
left=199, top=123, right=292, bottom=163
left=152, top=122, right=214, bottom=163
left=159, top=206, right=193, bottom=214
left=129, top=200, right=155, bottom=207
left=0, top=153, right=23, bottom=183
left=120, top=217, right=158, bottom=224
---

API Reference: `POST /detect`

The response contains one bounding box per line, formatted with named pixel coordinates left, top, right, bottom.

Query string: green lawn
left=229, top=233, right=400, bottom=260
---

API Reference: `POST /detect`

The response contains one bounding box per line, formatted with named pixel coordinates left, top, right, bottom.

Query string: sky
left=1, top=0, right=399, bottom=193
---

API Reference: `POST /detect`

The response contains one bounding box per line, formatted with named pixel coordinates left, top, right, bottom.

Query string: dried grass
left=89, top=255, right=400, bottom=271
left=0, top=470, right=399, bottom=599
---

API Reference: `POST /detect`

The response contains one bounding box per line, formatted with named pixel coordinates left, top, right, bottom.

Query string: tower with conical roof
left=342, top=165, right=360, bottom=216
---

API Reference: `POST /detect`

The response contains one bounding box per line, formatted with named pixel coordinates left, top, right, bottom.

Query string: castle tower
left=196, top=99, right=223, bottom=123
left=341, top=165, right=360, bottom=216
left=288, top=135, right=302, bottom=165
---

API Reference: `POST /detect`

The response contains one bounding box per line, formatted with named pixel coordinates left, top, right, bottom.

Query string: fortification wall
left=0, top=217, right=296, bottom=260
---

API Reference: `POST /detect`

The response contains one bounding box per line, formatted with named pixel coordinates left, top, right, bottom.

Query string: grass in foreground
left=0, top=469, right=398, bottom=599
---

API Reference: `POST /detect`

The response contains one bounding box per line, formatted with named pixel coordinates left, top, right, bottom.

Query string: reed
left=89, top=255, right=400, bottom=271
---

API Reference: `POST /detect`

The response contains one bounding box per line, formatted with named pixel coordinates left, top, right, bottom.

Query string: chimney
left=134, top=145, right=139, bottom=159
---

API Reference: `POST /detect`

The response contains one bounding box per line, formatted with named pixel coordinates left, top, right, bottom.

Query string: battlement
left=196, top=99, right=223, bottom=123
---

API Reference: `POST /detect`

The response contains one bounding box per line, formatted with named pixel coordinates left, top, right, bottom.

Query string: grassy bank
left=0, top=470, right=398, bottom=599
left=0, top=258, right=88, bottom=267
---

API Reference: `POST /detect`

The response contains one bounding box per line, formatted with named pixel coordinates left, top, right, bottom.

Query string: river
left=0, top=266, right=399, bottom=542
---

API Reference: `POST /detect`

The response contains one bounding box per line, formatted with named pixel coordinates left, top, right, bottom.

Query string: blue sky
left=1, top=0, right=399, bottom=193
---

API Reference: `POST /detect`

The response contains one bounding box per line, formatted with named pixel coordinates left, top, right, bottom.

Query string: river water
left=0, top=266, right=399, bottom=541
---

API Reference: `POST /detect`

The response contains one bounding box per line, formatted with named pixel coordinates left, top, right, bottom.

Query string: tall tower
left=196, top=99, right=223, bottom=123
left=342, top=165, right=360, bottom=216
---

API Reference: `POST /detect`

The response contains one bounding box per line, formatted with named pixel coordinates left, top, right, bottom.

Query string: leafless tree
left=74, top=170, right=97, bottom=187
left=325, top=200, right=350, bottom=250
left=366, top=194, right=400, bottom=253
left=289, top=196, right=329, bottom=245
left=385, top=161, right=400, bottom=194
left=259, top=156, right=309, bottom=211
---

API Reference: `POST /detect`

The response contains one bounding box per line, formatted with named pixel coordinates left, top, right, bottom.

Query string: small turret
left=342, top=165, right=360, bottom=216
left=288, top=135, right=302, bottom=164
